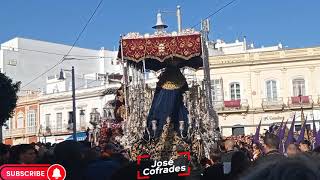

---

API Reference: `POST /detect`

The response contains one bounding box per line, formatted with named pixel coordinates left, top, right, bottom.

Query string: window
left=266, top=80, right=277, bottom=100
left=27, top=110, right=36, bottom=127
left=17, top=112, right=24, bottom=129
left=68, top=111, right=74, bottom=130
left=230, top=82, right=240, bottom=100
left=7, top=59, right=17, bottom=66
left=211, top=79, right=224, bottom=102
left=45, top=114, right=50, bottom=129
left=232, top=126, right=244, bottom=136
left=27, top=110, right=36, bottom=133
left=293, top=78, right=305, bottom=96
left=11, top=117, right=15, bottom=129
left=56, top=113, right=62, bottom=130
left=80, top=110, right=85, bottom=128
left=68, top=111, right=73, bottom=124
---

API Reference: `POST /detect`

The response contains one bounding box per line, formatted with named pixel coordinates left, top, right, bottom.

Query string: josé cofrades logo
left=0, top=164, right=66, bottom=180
left=136, top=152, right=191, bottom=179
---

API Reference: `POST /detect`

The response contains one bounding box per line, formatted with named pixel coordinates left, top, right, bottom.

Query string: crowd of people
left=0, top=137, right=130, bottom=180
left=1, top=130, right=320, bottom=180
left=201, top=133, right=320, bottom=180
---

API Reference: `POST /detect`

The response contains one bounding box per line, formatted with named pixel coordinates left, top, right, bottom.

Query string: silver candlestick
left=151, top=120, right=157, bottom=137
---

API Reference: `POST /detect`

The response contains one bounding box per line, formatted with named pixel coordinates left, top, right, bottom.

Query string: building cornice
left=17, top=101, right=39, bottom=107
left=38, top=85, right=119, bottom=104
left=209, top=47, right=320, bottom=68
left=39, top=91, right=105, bottom=104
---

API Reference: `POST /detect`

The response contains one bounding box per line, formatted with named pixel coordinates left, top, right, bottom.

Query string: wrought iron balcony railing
left=262, top=97, right=284, bottom=110
left=41, top=124, right=87, bottom=136
left=26, top=126, right=37, bottom=134
left=318, top=96, right=320, bottom=105
left=8, top=128, right=26, bottom=137
left=3, top=126, right=38, bottom=138
left=3, top=129, right=11, bottom=138
left=224, top=99, right=241, bottom=108
left=213, top=101, right=224, bottom=111
left=213, top=99, right=249, bottom=112
left=288, top=95, right=313, bottom=108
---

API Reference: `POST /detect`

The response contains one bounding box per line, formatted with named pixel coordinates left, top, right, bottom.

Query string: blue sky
left=1, top=0, right=319, bottom=50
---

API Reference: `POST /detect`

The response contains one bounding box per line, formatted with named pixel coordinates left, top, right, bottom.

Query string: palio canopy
left=118, top=31, right=203, bottom=71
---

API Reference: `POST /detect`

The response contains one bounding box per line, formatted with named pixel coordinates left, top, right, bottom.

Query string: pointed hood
left=313, top=116, right=317, bottom=138
left=279, top=118, right=289, bottom=141
left=253, top=120, right=262, bottom=144
left=296, top=116, right=307, bottom=144
left=285, top=114, right=296, bottom=149
left=276, top=118, right=284, bottom=137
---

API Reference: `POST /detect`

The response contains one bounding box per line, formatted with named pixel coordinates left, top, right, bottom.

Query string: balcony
left=42, top=125, right=69, bottom=135
left=288, top=95, right=313, bottom=109
left=213, top=101, right=224, bottom=111
left=26, top=126, right=37, bottom=135
left=3, top=126, right=38, bottom=138
left=12, top=128, right=26, bottom=137
left=41, top=124, right=87, bottom=136
left=262, top=97, right=284, bottom=110
left=3, top=129, right=11, bottom=138
left=224, top=99, right=241, bottom=108
left=213, top=99, right=249, bottom=113
left=4, top=128, right=27, bottom=138
left=317, top=96, right=320, bottom=105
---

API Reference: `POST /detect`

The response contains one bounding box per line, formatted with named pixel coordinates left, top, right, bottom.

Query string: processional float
left=117, top=13, right=220, bottom=165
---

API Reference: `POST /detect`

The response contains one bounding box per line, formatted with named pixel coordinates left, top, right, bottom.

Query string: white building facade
left=38, top=83, right=120, bottom=144
left=0, top=37, right=121, bottom=91
left=197, top=45, right=320, bottom=136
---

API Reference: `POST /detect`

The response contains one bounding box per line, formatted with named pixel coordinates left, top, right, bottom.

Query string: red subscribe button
left=0, top=164, right=66, bottom=180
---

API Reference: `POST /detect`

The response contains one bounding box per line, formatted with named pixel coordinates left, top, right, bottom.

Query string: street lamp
left=80, top=110, right=85, bottom=130
left=59, top=66, right=77, bottom=141
left=90, top=108, right=100, bottom=127
left=89, top=108, right=100, bottom=147
left=157, top=5, right=183, bottom=33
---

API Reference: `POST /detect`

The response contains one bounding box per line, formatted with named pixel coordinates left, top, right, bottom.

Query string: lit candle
left=151, top=120, right=157, bottom=131
left=179, top=121, right=185, bottom=131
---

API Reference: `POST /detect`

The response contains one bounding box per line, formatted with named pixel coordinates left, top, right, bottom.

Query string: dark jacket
left=255, top=150, right=285, bottom=165
left=221, top=150, right=235, bottom=163
left=85, top=159, right=120, bottom=180
left=201, top=163, right=226, bottom=180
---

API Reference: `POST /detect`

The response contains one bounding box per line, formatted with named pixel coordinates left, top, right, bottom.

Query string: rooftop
left=209, top=46, right=320, bottom=66
left=209, top=38, right=283, bottom=56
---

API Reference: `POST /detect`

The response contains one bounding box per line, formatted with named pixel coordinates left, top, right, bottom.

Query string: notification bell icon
left=47, top=164, right=66, bottom=180
left=52, top=168, right=62, bottom=179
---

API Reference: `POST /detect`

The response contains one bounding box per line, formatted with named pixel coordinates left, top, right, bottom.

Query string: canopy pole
left=201, top=19, right=220, bottom=141
left=120, top=35, right=129, bottom=127
left=142, top=59, right=147, bottom=90
left=201, top=19, right=213, bottom=114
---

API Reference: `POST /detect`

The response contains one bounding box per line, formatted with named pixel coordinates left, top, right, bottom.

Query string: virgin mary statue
left=145, top=62, right=189, bottom=139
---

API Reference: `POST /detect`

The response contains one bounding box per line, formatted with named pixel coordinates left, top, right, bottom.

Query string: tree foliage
left=0, top=73, right=20, bottom=126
